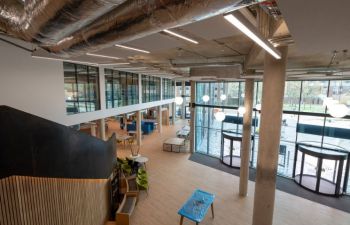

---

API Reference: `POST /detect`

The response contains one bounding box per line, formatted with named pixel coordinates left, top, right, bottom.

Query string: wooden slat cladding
left=0, top=176, right=110, bottom=225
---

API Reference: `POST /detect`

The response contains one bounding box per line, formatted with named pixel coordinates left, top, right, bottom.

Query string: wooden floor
left=108, top=120, right=350, bottom=225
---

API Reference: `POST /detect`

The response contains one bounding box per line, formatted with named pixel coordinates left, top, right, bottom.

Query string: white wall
left=0, top=38, right=175, bottom=126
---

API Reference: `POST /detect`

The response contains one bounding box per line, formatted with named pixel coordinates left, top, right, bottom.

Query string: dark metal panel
left=0, top=106, right=116, bottom=179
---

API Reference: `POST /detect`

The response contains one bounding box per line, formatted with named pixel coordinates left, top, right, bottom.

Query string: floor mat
left=189, top=152, right=350, bottom=213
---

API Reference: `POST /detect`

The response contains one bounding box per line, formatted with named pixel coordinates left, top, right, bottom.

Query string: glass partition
left=64, top=62, right=100, bottom=115
left=163, top=78, right=175, bottom=100
left=105, top=69, right=139, bottom=108
left=142, top=75, right=161, bottom=103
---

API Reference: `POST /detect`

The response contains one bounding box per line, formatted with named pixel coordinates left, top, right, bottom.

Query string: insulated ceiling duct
left=48, top=0, right=260, bottom=56
left=0, top=0, right=72, bottom=40
left=35, top=0, right=127, bottom=45
left=0, top=0, right=263, bottom=57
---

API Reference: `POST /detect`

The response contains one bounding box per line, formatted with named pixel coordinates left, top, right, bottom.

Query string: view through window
left=195, top=80, right=350, bottom=193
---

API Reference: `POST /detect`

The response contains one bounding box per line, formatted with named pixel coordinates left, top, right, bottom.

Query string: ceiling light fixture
left=202, top=95, right=210, bottom=103
left=175, top=97, right=184, bottom=105
left=220, top=94, right=227, bottom=101
left=115, top=44, right=150, bottom=54
left=86, top=53, right=120, bottom=60
left=238, top=106, right=246, bottom=115
left=99, top=63, right=130, bottom=66
left=163, top=29, right=198, bottom=44
left=113, top=67, right=148, bottom=70
left=224, top=12, right=281, bottom=59
left=214, top=111, right=226, bottom=122
left=31, top=55, right=98, bottom=66
left=328, top=103, right=349, bottom=118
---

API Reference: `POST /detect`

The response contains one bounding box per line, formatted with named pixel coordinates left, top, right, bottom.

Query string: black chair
left=278, top=145, right=287, bottom=167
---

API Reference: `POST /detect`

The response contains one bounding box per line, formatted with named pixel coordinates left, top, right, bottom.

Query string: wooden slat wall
left=0, top=176, right=110, bottom=225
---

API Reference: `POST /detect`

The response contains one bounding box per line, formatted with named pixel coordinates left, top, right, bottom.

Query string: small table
left=163, top=138, right=185, bottom=153
left=135, top=156, right=149, bottom=169
left=177, top=129, right=190, bottom=139
left=128, top=130, right=144, bottom=139
left=116, top=133, right=133, bottom=149
left=178, top=189, right=215, bottom=225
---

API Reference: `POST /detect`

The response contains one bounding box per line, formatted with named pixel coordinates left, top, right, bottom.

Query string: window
left=142, top=75, right=161, bottom=103
left=64, top=62, right=100, bottom=115
left=105, top=69, right=139, bottom=108
left=162, top=78, right=175, bottom=100
left=194, top=80, right=350, bottom=193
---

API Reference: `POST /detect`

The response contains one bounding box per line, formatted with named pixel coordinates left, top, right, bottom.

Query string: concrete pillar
left=157, top=105, right=162, bottom=133
left=172, top=102, right=176, bottom=125
left=252, top=46, right=288, bottom=225
left=123, top=114, right=128, bottom=130
left=189, top=81, right=196, bottom=153
left=99, top=118, right=106, bottom=141
left=160, top=77, right=164, bottom=101
left=98, top=66, right=106, bottom=111
left=90, top=123, right=97, bottom=137
left=138, top=73, right=142, bottom=104
left=181, top=81, right=186, bottom=119
left=136, top=111, right=142, bottom=146
left=239, top=79, right=254, bottom=197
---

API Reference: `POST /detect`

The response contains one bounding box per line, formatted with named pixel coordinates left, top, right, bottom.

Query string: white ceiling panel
left=126, top=33, right=183, bottom=52
left=278, top=0, right=350, bottom=54
left=180, top=15, right=241, bottom=40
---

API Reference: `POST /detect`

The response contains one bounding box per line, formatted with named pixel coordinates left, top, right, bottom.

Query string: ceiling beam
left=244, top=8, right=284, bottom=69
left=170, top=55, right=244, bottom=66
left=190, top=65, right=242, bottom=79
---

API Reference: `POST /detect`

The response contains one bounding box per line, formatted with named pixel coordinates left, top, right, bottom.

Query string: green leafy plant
left=117, top=157, right=132, bottom=176
left=136, top=168, right=148, bottom=190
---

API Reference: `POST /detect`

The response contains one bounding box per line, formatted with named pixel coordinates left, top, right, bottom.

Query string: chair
left=278, top=145, right=287, bottom=167
left=142, top=123, right=153, bottom=134
left=126, top=123, right=136, bottom=132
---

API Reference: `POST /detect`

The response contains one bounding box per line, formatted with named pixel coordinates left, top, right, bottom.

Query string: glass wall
left=195, top=80, right=350, bottom=193
left=142, top=75, right=161, bottom=103
left=175, top=81, right=191, bottom=118
left=105, top=69, right=139, bottom=108
left=162, top=78, right=175, bottom=100
left=64, top=62, right=100, bottom=115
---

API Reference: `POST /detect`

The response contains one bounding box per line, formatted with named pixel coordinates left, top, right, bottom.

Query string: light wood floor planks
left=110, top=120, right=350, bottom=225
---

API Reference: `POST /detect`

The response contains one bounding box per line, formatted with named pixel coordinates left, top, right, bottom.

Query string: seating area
left=1, top=1, right=350, bottom=225
left=127, top=121, right=156, bottom=135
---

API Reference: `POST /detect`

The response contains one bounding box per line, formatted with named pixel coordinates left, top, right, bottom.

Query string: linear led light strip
left=113, top=67, right=149, bottom=70
left=163, top=29, right=198, bottom=44
left=86, top=53, right=120, bottom=60
left=115, top=44, right=150, bottom=54
left=99, top=63, right=130, bottom=66
left=31, top=55, right=98, bottom=66
left=224, top=13, right=281, bottom=59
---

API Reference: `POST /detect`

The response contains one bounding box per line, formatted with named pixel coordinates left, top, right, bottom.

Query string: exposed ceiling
left=1, top=0, right=350, bottom=80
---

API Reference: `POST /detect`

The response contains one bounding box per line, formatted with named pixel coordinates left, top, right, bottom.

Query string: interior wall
left=0, top=176, right=110, bottom=225
left=0, top=38, right=175, bottom=126
left=0, top=39, right=67, bottom=124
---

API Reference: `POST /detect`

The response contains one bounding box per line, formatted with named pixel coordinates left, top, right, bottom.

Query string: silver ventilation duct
left=1, top=0, right=262, bottom=57
left=0, top=0, right=72, bottom=40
